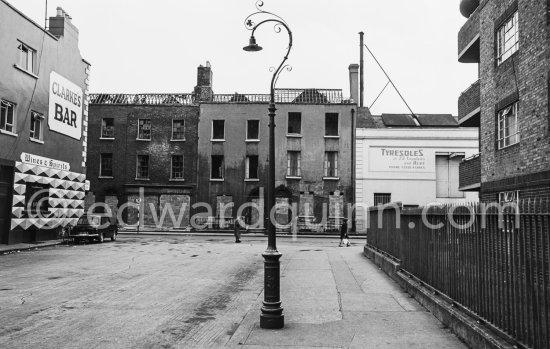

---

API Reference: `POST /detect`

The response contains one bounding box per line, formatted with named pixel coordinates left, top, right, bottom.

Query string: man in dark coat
left=339, top=219, right=349, bottom=247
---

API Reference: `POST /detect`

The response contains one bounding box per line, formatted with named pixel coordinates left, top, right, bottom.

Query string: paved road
left=0, top=235, right=466, bottom=348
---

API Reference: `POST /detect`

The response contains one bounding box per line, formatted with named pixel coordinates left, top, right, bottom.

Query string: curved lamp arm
left=243, top=2, right=293, bottom=102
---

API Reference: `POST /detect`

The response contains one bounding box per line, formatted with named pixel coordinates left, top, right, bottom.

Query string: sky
left=7, top=0, right=478, bottom=115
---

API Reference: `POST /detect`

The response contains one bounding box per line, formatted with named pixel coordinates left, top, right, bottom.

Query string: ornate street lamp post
left=243, top=1, right=292, bottom=329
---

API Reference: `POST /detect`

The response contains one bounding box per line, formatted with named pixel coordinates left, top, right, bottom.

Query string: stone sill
left=14, top=64, right=39, bottom=79
left=0, top=129, right=18, bottom=138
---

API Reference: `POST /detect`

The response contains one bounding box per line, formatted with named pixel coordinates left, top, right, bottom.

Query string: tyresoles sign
left=48, top=71, right=83, bottom=140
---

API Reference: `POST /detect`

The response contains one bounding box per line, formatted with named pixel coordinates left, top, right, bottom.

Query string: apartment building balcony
left=459, top=153, right=481, bottom=191
left=458, top=80, right=480, bottom=127
left=458, top=0, right=480, bottom=63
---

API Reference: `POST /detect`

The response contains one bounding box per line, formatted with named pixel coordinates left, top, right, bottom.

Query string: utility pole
left=359, top=31, right=364, bottom=108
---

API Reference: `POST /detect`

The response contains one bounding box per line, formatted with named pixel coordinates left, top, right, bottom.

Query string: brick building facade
left=458, top=0, right=550, bottom=201
left=89, top=63, right=356, bottom=231
left=0, top=2, right=90, bottom=244
left=87, top=99, right=199, bottom=228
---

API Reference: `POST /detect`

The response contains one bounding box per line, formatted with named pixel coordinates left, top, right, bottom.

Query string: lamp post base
left=260, top=250, right=284, bottom=329
left=260, top=312, right=284, bottom=329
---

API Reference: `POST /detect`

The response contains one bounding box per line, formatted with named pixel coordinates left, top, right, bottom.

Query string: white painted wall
left=355, top=128, right=479, bottom=231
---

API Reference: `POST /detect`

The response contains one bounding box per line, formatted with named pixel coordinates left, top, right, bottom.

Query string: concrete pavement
left=0, top=235, right=466, bottom=348
left=0, top=239, right=63, bottom=254
left=228, top=241, right=466, bottom=348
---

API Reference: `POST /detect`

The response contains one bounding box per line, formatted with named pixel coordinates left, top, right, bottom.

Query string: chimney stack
left=194, top=61, right=213, bottom=102
left=48, top=7, right=78, bottom=44
left=348, top=64, right=359, bottom=105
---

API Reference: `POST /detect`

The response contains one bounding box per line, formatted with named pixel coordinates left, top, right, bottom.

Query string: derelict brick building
left=88, top=63, right=356, bottom=231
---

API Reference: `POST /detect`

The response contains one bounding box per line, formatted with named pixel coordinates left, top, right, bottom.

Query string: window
left=246, top=155, right=259, bottom=179
left=18, top=42, right=36, bottom=74
left=25, top=183, right=49, bottom=213
left=100, top=153, right=113, bottom=177
left=497, top=102, right=519, bottom=149
left=287, top=151, right=301, bottom=177
left=212, top=120, right=225, bottom=140
left=137, top=119, right=151, bottom=140
left=325, top=113, right=339, bottom=136
left=101, top=118, right=114, bottom=138
left=247, top=120, right=259, bottom=140
left=497, top=12, right=519, bottom=65
left=287, top=112, right=301, bottom=135
left=374, top=193, right=392, bottom=206
left=136, top=155, right=149, bottom=179
left=436, top=154, right=465, bottom=198
left=172, top=119, right=185, bottom=140
left=0, top=99, right=16, bottom=133
left=171, top=155, right=184, bottom=179
left=30, top=111, right=43, bottom=141
left=211, top=155, right=224, bottom=179
left=324, top=151, right=338, bottom=177
left=78, top=215, right=100, bottom=225
left=499, top=190, right=519, bottom=203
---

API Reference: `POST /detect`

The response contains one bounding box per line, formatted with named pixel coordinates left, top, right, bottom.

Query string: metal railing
left=89, top=89, right=352, bottom=105
left=367, top=200, right=549, bottom=349
left=89, top=93, right=195, bottom=105
left=212, top=89, right=350, bottom=104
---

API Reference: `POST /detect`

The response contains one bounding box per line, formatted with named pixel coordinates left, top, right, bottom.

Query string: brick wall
left=459, top=154, right=481, bottom=188
left=88, top=104, right=200, bottom=225
left=480, top=169, right=550, bottom=201
left=458, top=2, right=482, bottom=55
left=458, top=80, right=481, bottom=121
left=476, top=0, right=550, bottom=198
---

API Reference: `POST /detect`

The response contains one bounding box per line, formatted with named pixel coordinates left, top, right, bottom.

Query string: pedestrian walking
left=339, top=219, right=350, bottom=247
left=291, top=215, right=299, bottom=238
left=234, top=215, right=245, bottom=243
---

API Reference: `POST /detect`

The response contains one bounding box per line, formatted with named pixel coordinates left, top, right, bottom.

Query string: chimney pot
left=348, top=64, right=359, bottom=106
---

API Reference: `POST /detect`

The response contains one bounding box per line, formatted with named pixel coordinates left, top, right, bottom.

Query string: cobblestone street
left=0, top=235, right=465, bottom=348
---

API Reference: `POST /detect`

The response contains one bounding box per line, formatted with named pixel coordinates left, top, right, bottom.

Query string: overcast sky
left=9, top=0, right=477, bottom=115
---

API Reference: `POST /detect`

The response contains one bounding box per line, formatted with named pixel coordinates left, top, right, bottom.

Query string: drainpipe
left=351, top=108, right=356, bottom=232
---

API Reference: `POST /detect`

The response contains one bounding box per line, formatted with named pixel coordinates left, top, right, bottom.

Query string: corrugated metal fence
left=367, top=201, right=549, bottom=349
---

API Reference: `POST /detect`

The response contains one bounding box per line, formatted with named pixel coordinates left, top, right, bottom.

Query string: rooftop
left=89, top=89, right=352, bottom=105
left=357, top=109, right=460, bottom=128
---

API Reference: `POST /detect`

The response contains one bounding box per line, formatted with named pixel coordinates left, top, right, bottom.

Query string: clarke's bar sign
left=48, top=71, right=83, bottom=140
left=21, top=152, right=70, bottom=171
